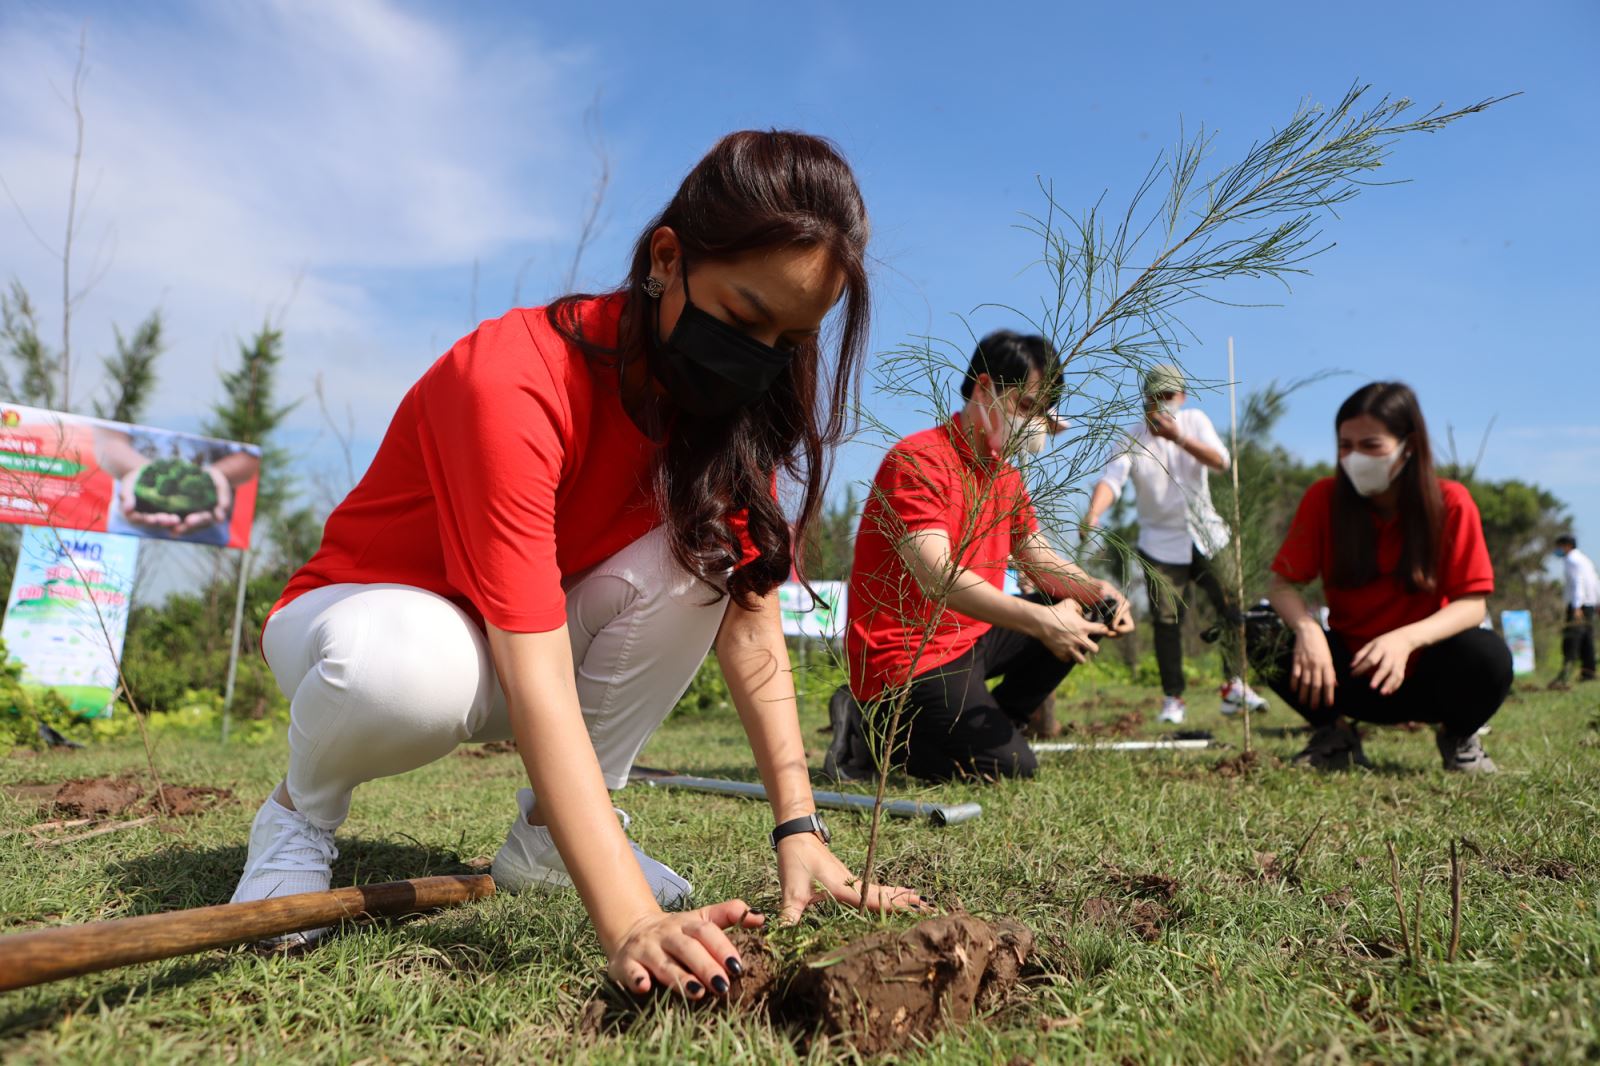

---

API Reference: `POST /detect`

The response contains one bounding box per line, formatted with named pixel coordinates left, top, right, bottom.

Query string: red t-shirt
left=845, top=415, right=1039, bottom=703
left=1270, top=477, right=1494, bottom=647
left=276, top=294, right=749, bottom=634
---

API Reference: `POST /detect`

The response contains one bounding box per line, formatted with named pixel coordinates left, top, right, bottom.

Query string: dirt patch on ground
left=1071, top=865, right=1181, bottom=942
left=1076, top=896, right=1173, bottom=942
left=1067, top=710, right=1144, bottom=738
left=458, top=740, right=518, bottom=759
left=1492, top=856, right=1582, bottom=881
left=1211, top=749, right=1282, bottom=777
left=581, top=915, right=1034, bottom=1057
left=7, top=775, right=231, bottom=819
left=1102, top=864, right=1180, bottom=901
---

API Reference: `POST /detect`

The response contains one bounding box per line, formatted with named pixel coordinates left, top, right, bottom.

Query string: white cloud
left=0, top=1, right=593, bottom=432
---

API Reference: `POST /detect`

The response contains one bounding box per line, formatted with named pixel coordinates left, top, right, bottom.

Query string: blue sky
left=2, top=0, right=1597, bottom=594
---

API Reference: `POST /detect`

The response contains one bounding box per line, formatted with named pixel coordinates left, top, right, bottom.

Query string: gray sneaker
left=1291, top=721, right=1372, bottom=770
left=1437, top=728, right=1498, bottom=773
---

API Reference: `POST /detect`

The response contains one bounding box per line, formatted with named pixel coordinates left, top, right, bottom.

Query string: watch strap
left=769, top=812, right=829, bottom=849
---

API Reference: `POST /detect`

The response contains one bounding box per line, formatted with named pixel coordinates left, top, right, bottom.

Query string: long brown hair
left=1329, top=381, right=1444, bottom=592
left=548, top=130, right=870, bottom=606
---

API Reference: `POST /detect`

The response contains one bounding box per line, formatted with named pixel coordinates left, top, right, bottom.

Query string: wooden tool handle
left=0, top=874, right=494, bottom=992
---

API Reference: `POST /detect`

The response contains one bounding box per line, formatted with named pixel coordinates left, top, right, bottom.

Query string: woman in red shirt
left=231, top=131, right=924, bottom=998
left=1264, top=381, right=1512, bottom=771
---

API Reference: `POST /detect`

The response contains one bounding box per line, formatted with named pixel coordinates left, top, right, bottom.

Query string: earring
left=642, top=276, right=665, bottom=298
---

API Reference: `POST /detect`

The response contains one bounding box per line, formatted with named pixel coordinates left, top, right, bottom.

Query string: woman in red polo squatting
left=232, top=131, right=925, bottom=999
left=1262, top=381, right=1511, bottom=771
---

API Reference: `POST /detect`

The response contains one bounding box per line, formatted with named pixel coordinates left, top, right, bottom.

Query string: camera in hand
left=1200, top=601, right=1285, bottom=645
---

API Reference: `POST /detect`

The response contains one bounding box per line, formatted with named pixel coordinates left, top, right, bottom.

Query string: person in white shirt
left=1554, top=533, right=1597, bottom=684
left=1082, top=364, right=1267, bottom=723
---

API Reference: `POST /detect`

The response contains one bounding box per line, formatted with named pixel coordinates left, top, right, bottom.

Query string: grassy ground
left=2, top=676, right=1597, bottom=1064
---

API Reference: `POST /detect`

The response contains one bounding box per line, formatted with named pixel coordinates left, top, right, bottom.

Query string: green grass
left=2, top=678, right=1598, bottom=1064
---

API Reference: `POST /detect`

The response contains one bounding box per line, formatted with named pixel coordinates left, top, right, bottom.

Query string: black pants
left=893, top=599, right=1076, bottom=782
left=1141, top=546, right=1233, bottom=697
left=1562, top=605, right=1596, bottom=676
left=1252, top=625, right=1512, bottom=736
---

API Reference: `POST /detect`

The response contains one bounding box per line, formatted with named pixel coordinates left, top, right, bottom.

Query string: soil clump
left=1211, top=749, right=1281, bottom=777
left=581, top=914, right=1034, bottom=1057
left=10, top=775, right=232, bottom=819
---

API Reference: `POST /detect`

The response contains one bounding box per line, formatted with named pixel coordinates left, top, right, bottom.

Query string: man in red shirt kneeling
left=831, top=331, right=1134, bottom=782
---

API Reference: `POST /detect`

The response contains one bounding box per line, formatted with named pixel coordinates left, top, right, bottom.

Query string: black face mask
left=650, top=267, right=794, bottom=418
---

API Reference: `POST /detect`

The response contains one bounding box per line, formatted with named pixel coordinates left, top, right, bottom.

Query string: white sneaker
left=231, top=793, right=339, bottom=947
left=1158, top=697, right=1187, bottom=724
left=491, top=788, right=692, bottom=908
left=1219, top=677, right=1270, bottom=716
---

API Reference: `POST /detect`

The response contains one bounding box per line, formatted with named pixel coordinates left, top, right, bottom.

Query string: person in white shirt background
left=1082, top=364, right=1268, bottom=723
left=1552, top=533, right=1598, bottom=686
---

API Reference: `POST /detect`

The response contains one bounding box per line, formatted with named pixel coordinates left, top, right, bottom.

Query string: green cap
left=1143, top=363, right=1186, bottom=397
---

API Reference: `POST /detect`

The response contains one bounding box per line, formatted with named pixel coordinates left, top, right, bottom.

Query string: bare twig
left=1411, top=867, right=1427, bottom=962
left=43, top=523, right=169, bottom=816
left=60, top=26, right=89, bottom=410
left=1448, top=838, right=1462, bottom=963
left=1386, top=841, right=1412, bottom=965
left=1280, top=812, right=1326, bottom=883
left=34, top=815, right=154, bottom=846
left=563, top=92, right=611, bottom=293
left=1228, top=337, right=1251, bottom=753
left=0, top=818, right=94, bottom=837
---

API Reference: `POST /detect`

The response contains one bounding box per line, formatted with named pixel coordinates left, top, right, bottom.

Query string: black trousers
left=1252, top=625, right=1513, bottom=736
left=892, top=599, right=1076, bottom=782
left=1141, top=546, right=1233, bottom=698
left=1562, top=605, right=1596, bottom=676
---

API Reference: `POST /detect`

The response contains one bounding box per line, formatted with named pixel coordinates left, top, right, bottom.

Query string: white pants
left=262, top=528, right=728, bottom=830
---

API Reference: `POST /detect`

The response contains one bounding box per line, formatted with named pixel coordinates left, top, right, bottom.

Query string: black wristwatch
left=770, top=812, right=830, bottom=850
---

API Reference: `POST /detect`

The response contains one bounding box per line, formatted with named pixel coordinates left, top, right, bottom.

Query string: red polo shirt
left=845, top=415, right=1038, bottom=702
left=1271, top=477, right=1494, bottom=647
left=275, top=295, right=756, bottom=634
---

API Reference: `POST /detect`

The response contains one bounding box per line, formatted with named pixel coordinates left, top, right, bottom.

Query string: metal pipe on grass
left=633, top=772, right=982, bottom=826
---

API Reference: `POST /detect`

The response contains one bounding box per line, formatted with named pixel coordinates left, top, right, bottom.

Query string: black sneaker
left=1436, top=728, right=1498, bottom=773
left=1291, top=720, right=1372, bottom=771
left=822, top=686, right=873, bottom=781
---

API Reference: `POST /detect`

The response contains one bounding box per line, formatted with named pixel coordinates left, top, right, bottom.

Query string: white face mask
left=983, top=397, right=1047, bottom=457
left=1340, top=444, right=1408, bottom=497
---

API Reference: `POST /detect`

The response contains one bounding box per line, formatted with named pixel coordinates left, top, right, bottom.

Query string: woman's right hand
left=607, top=899, right=765, bottom=1000
left=1290, top=620, right=1337, bottom=709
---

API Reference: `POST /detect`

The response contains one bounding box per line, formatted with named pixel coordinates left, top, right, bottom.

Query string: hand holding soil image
left=130, top=459, right=218, bottom=516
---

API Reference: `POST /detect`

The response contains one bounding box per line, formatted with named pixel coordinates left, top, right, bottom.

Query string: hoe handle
left=0, top=874, right=494, bottom=992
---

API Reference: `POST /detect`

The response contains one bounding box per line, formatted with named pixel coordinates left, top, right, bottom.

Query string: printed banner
left=2, top=527, right=139, bottom=715
left=1500, top=609, right=1536, bottom=675
left=0, top=404, right=260, bottom=549
left=778, top=581, right=848, bottom=641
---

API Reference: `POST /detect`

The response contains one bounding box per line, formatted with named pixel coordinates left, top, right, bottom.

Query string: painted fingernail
left=711, top=975, right=729, bottom=995
left=726, top=957, right=744, bottom=977
left=686, top=981, right=703, bottom=996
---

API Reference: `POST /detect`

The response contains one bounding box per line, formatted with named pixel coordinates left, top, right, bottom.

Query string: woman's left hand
left=1349, top=629, right=1417, bottom=696
left=776, top=832, right=932, bottom=924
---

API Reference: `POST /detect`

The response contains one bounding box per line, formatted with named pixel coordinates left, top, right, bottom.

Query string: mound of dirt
left=1211, top=749, right=1281, bottom=777
left=31, top=775, right=231, bottom=819
left=458, top=740, right=518, bottom=758
left=50, top=776, right=145, bottom=817
left=787, top=914, right=1034, bottom=1056
left=1077, top=896, right=1173, bottom=942
left=1079, top=710, right=1144, bottom=738
left=581, top=914, right=1034, bottom=1057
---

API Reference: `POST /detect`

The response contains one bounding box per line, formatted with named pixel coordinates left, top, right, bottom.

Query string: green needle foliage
left=850, top=84, right=1509, bottom=901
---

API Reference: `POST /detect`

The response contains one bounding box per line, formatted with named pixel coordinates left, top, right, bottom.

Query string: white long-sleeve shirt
left=1565, top=547, right=1600, bottom=608
left=1096, top=406, right=1231, bottom=566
